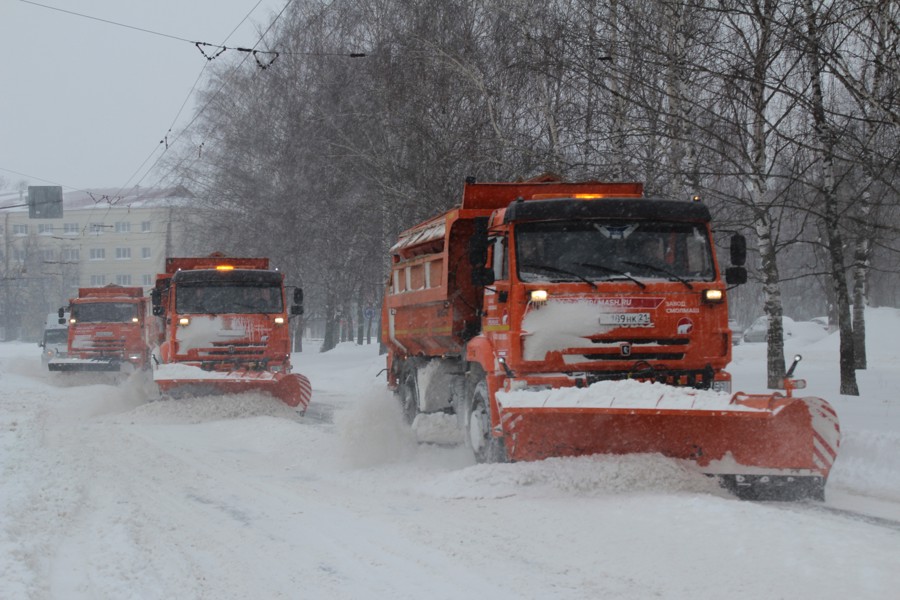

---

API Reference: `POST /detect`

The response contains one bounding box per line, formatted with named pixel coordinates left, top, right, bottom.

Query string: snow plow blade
left=496, top=382, right=840, bottom=501
left=154, top=367, right=312, bottom=412
left=48, top=358, right=125, bottom=372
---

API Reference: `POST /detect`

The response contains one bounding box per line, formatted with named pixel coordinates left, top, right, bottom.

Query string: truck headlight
left=178, top=317, right=190, bottom=326
left=702, top=289, right=724, bottom=303
left=529, top=289, right=549, bottom=303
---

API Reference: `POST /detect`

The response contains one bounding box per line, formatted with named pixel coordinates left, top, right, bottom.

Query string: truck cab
left=49, top=286, right=150, bottom=372
left=40, top=312, right=69, bottom=369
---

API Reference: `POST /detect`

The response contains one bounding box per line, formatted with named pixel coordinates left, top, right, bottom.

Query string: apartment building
left=0, top=187, right=192, bottom=339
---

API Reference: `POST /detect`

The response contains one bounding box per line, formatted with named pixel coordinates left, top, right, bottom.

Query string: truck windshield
left=176, top=284, right=284, bottom=315
left=515, top=220, right=715, bottom=283
left=72, top=302, right=139, bottom=323
left=43, top=329, right=68, bottom=344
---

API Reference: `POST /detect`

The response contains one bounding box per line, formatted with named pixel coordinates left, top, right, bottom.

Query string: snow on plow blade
left=496, top=380, right=840, bottom=500
left=154, top=365, right=312, bottom=412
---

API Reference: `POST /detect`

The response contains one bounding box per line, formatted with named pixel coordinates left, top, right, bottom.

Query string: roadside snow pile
left=417, top=454, right=725, bottom=500
left=829, top=430, right=900, bottom=501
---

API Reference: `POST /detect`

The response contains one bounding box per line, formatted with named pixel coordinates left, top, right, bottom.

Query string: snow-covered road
left=3, top=311, right=900, bottom=599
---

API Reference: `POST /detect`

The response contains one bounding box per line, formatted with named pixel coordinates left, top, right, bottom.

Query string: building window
left=62, top=248, right=80, bottom=261
left=115, top=247, right=132, bottom=259
left=142, top=274, right=153, bottom=286
left=64, top=222, right=79, bottom=235
left=89, top=223, right=105, bottom=235
left=141, top=221, right=151, bottom=232
left=41, top=249, right=55, bottom=262
left=90, top=248, right=105, bottom=260
left=141, top=247, right=152, bottom=259
left=115, top=274, right=132, bottom=285
left=90, top=275, right=106, bottom=286
left=115, top=221, right=131, bottom=233
left=13, top=224, right=27, bottom=235
left=38, top=224, right=54, bottom=235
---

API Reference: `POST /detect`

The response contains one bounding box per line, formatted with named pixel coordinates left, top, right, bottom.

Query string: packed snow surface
left=1, top=308, right=900, bottom=599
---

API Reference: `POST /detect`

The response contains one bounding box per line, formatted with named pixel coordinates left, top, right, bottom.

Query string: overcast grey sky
left=1, top=0, right=285, bottom=192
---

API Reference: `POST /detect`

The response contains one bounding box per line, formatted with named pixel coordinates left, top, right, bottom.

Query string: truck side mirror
left=725, top=266, right=747, bottom=285
left=291, top=288, right=304, bottom=315
left=150, top=289, right=164, bottom=316
left=471, top=266, right=495, bottom=287
left=57, top=307, right=65, bottom=318
left=730, top=233, right=747, bottom=267
left=468, top=217, right=490, bottom=267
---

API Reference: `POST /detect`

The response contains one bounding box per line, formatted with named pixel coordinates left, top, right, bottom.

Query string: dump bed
left=386, top=209, right=483, bottom=355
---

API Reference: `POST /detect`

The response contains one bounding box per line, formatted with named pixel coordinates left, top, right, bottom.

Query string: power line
left=19, top=1, right=366, bottom=62
left=128, top=1, right=298, bottom=193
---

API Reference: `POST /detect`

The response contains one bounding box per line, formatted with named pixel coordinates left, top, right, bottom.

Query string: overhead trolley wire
left=19, top=0, right=366, bottom=63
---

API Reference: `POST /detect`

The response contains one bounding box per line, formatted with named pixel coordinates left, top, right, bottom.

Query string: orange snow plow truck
left=382, top=178, right=840, bottom=500
left=49, top=285, right=150, bottom=372
left=150, top=255, right=312, bottom=411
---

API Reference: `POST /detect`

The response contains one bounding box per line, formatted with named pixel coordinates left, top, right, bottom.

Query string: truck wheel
left=398, top=368, right=419, bottom=424
left=467, top=379, right=508, bottom=463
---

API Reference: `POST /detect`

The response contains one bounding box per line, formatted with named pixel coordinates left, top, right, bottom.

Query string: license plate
left=598, top=312, right=651, bottom=327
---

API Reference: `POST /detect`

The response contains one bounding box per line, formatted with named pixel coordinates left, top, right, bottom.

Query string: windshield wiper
left=520, top=263, right=597, bottom=290
left=575, top=262, right=647, bottom=289
left=620, top=260, right=693, bottom=289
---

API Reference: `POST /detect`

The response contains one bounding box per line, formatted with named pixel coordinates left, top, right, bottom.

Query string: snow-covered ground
left=1, top=309, right=899, bottom=599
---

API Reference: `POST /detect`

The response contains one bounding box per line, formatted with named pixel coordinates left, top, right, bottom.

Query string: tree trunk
left=356, top=290, right=365, bottom=345
left=803, top=0, right=858, bottom=395
left=755, top=209, right=787, bottom=389
left=321, top=289, right=338, bottom=352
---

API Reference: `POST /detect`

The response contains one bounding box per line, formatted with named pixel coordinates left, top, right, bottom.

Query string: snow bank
left=829, top=430, right=900, bottom=501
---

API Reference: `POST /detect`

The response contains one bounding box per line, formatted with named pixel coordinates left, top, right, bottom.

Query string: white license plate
left=599, top=312, right=651, bottom=327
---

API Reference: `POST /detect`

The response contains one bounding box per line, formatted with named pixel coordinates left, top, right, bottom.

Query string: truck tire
left=398, top=367, right=419, bottom=425
left=466, top=378, right=508, bottom=463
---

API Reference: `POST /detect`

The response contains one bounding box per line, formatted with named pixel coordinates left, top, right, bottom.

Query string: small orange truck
left=382, top=178, right=840, bottom=500
left=149, top=255, right=311, bottom=411
left=49, top=285, right=150, bottom=372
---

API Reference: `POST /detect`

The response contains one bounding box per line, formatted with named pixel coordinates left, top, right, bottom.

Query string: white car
left=742, top=316, right=795, bottom=343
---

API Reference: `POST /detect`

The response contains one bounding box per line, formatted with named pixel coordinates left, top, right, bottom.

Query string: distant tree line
left=166, top=0, right=899, bottom=394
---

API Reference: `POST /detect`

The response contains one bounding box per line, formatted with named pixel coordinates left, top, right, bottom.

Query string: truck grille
left=198, top=342, right=268, bottom=358
left=73, top=338, right=126, bottom=357
left=569, top=337, right=689, bottom=361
